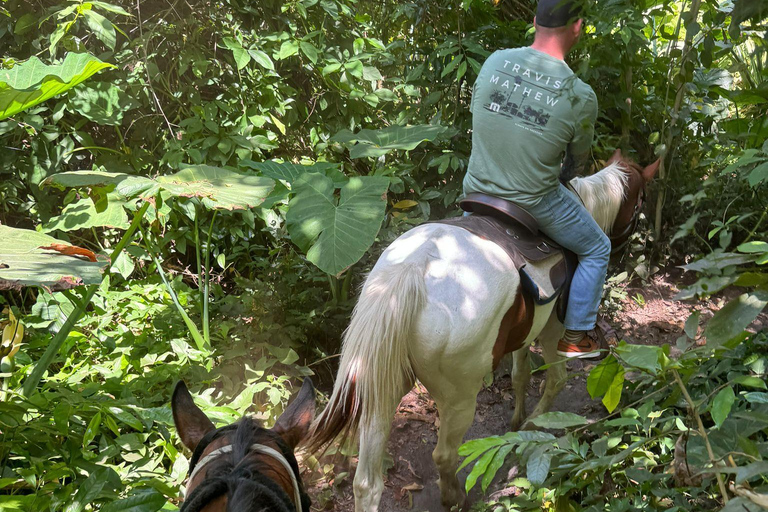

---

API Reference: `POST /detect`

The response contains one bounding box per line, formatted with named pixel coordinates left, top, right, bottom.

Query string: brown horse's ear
left=273, top=378, right=316, bottom=450
left=607, top=148, right=623, bottom=165
left=172, top=381, right=216, bottom=451
left=642, top=158, right=662, bottom=182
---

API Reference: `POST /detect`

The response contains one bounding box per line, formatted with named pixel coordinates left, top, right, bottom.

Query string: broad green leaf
left=362, top=65, right=383, bottom=81
left=458, top=436, right=507, bottom=457
left=704, top=293, right=768, bottom=348
left=89, top=1, right=132, bottom=16
left=684, top=311, right=700, bottom=338
left=0, top=495, right=33, bottom=511
left=0, top=226, right=107, bottom=291
left=42, top=170, right=159, bottom=198
left=286, top=173, right=389, bottom=275
left=300, top=41, right=319, bottom=64
left=747, top=161, right=768, bottom=187
left=711, top=387, right=735, bottom=428
left=83, top=411, right=102, bottom=447
left=269, top=113, right=286, bottom=135
left=247, top=49, right=274, bottom=70
left=332, top=124, right=451, bottom=159
left=226, top=39, right=251, bottom=70
left=731, top=375, right=768, bottom=389
left=68, top=81, right=139, bottom=125
left=615, top=343, right=665, bottom=374
left=156, top=165, right=275, bottom=210
left=65, top=467, right=112, bottom=512
left=43, top=195, right=129, bottom=232
left=735, top=461, right=768, bottom=483
left=83, top=10, right=117, bottom=49
left=480, top=444, right=513, bottom=491
left=465, top=446, right=498, bottom=493
left=529, top=412, right=588, bottom=429
left=526, top=445, right=552, bottom=485
left=322, top=62, right=342, bottom=75
left=602, top=365, right=625, bottom=413
left=111, top=250, right=135, bottom=279
left=0, top=53, right=114, bottom=120
left=277, top=40, right=299, bottom=60
left=587, top=355, right=621, bottom=399
left=242, top=160, right=340, bottom=183
left=744, top=392, right=768, bottom=404
left=681, top=252, right=754, bottom=273
left=734, top=272, right=768, bottom=287
left=14, top=13, right=37, bottom=35
left=101, top=490, right=166, bottom=512
left=737, top=241, right=768, bottom=254
left=719, top=497, right=765, bottom=512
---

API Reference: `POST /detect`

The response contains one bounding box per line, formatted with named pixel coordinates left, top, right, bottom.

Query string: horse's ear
left=273, top=378, right=316, bottom=450
left=607, top=148, right=623, bottom=165
left=172, top=381, right=216, bottom=451
left=642, top=158, right=662, bottom=182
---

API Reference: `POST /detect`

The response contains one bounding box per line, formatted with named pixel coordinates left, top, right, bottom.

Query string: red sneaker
left=557, top=334, right=602, bottom=359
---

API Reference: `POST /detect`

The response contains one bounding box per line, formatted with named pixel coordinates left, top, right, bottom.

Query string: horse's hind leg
left=523, top=312, right=566, bottom=427
left=510, top=347, right=531, bottom=430
left=432, top=386, right=482, bottom=509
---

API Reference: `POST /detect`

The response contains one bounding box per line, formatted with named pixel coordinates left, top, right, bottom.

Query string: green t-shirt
left=463, top=47, right=598, bottom=207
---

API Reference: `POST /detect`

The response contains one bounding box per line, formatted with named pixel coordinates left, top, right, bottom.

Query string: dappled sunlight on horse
left=308, top=151, right=660, bottom=511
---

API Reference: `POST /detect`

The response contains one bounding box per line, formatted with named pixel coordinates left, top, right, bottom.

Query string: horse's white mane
left=570, top=162, right=629, bottom=233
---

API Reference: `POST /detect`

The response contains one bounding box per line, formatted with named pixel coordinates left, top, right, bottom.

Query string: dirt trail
left=304, top=270, right=767, bottom=511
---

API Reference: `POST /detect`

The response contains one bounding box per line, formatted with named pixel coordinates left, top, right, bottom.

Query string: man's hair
left=536, top=0, right=583, bottom=28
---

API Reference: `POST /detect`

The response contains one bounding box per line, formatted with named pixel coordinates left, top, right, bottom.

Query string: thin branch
left=672, top=370, right=729, bottom=504
left=135, top=0, right=176, bottom=140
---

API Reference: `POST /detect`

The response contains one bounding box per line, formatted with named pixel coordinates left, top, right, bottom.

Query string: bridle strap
left=186, top=443, right=303, bottom=511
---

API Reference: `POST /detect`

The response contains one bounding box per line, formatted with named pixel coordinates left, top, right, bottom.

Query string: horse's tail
left=307, top=262, right=426, bottom=453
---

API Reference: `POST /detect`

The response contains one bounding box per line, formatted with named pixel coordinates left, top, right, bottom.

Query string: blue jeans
left=525, top=184, right=610, bottom=331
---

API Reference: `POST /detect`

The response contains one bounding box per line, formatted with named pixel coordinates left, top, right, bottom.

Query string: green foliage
left=461, top=333, right=768, bottom=511
left=0, top=53, right=113, bottom=119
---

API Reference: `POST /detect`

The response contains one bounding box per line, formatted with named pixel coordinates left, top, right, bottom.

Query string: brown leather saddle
left=433, top=193, right=578, bottom=322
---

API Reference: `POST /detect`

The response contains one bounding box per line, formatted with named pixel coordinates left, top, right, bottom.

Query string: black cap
left=536, top=0, right=583, bottom=28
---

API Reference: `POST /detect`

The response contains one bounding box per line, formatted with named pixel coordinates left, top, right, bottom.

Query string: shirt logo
left=482, top=60, right=571, bottom=132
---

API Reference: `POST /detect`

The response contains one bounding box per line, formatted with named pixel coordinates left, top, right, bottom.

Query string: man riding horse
left=463, top=0, right=606, bottom=359
left=308, top=2, right=661, bottom=510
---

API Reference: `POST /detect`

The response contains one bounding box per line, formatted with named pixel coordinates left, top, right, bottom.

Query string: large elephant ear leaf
left=332, top=124, right=451, bottom=159
left=286, top=173, right=389, bottom=275
left=0, top=53, right=114, bottom=120
left=0, top=226, right=108, bottom=291
left=155, top=165, right=275, bottom=210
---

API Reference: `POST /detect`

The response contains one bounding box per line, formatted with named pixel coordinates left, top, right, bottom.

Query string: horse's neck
left=570, top=163, right=628, bottom=233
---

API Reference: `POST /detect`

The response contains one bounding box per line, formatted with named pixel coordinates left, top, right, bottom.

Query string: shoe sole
left=557, top=350, right=601, bottom=359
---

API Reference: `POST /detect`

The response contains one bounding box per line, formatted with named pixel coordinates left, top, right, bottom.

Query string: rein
left=186, top=443, right=303, bottom=509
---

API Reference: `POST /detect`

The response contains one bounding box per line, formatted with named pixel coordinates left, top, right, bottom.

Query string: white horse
left=308, top=152, right=660, bottom=511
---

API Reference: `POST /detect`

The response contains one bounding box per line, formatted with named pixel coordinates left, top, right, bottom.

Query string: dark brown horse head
left=172, top=378, right=316, bottom=512
left=606, top=149, right=661, bottom=254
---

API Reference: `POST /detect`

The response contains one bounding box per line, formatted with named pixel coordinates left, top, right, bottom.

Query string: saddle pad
left=433, top=215, right=563, bottom=266
left=432, top=215, right=570, bottom=304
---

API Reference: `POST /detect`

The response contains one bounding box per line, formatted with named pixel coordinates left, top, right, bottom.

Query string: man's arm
left=560, top=88, right=598, bottom=183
